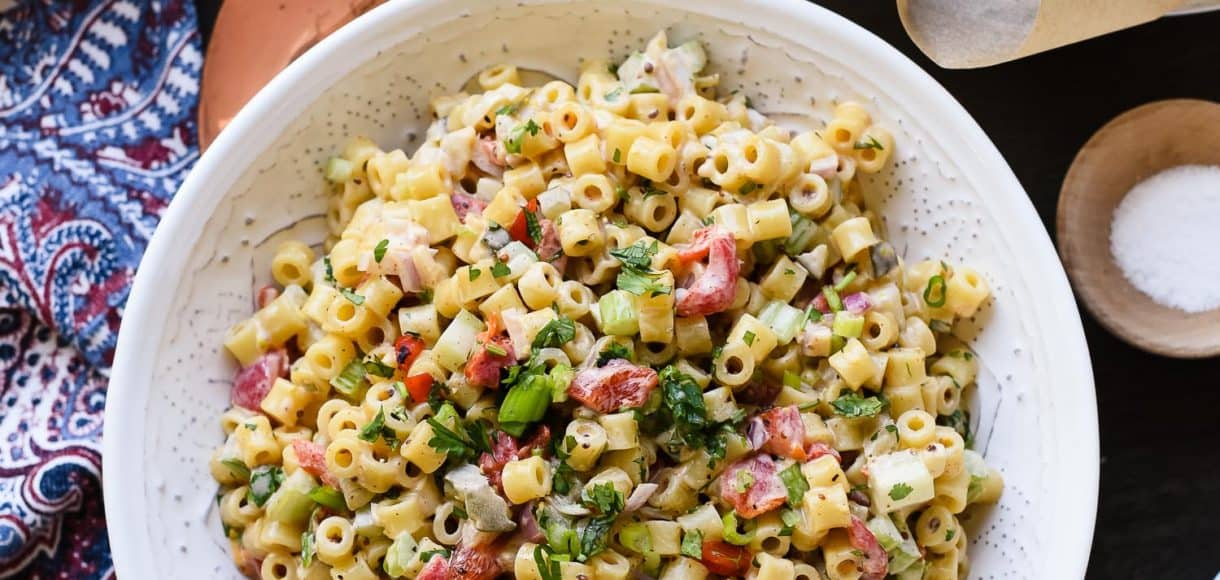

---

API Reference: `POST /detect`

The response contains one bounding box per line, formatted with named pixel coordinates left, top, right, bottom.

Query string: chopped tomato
left=757, top=405, right=808, bottom=460
left=566, top=359, right=659, bottom=413
left=256, top=285, right=279, bottom=309
left=290, top=440, right=338, bottom=487
left=850, top=516, right=889, bottom=580
left=701, top=540, right=751, bottom=576
left=675, top=226, right=741, bottom=317
left=394, top=334, right=427, bottom=374
left=404, top=373, right=434, bottom=404
left=508, top=198, right=540, bottom=246
left=232, top=349, right=288, bottom=411
left=720, top=454, right=789, bottom=519
left=448, top=542, right=500, bottom=580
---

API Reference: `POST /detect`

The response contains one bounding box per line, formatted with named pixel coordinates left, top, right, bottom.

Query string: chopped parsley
left=946, top=528, right=956, bottom=541
left=889, top=482, right=914, bottom=501
left=363, top=358, right=395, bottom=378
left=494, top=102, right=519, bottom=116
left=658, top=365, right=735, bottom=467
left=323, top=256, right=336, bottom=284
left=426, top=405, right=492, bottom=461
left=220, top=458, right=250, bottom=481
left=532, top=316, right=576, bottom=349
left=339, top=287, right=365, bottom=305
left=604, top=87, right=624, bottom=101
left=357, top=407, right=399, bottom=448
left=491, top=259, right=511, bottom=278
left=504, top=119, right=541, bottom=155
left=777, top=463, right=809, bottom=507
left=830, top=393, right=888, bottom=418
left=469, top=267, right=482, bottom=281
left=373, top=239, right=389, bottom=263
left=525, top=209, right=543, bottom=245
left=743, top=330, right=756, bottom=346
left=579, top=482, right=625, bottom=560
left=596, top=343, right=632, bottom=366
left=247, top=466, right=284, bottom=507
left=739, top=181, right=757, bottom=195
left=609, top=240, right=670, bottom=297
left=613, top=148, right=622, bottom=163
left=301, top=531, right=316, bottom=567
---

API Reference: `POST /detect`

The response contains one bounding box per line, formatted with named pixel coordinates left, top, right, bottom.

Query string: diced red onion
left=516, top=502, right=545, bottom=543
left=843, top=292, right=871, bottom=314
left=746, top=416, right=769, bottom=450
left=624, top=483, right=659, bottom=512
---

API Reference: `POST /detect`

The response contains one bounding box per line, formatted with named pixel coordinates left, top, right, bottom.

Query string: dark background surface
left=194, top=2, right=1220, bottom=578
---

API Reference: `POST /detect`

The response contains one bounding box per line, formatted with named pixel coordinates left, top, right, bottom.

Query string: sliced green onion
left=924, top=274, right=947, bottom=307
left=834, top=270, right=858, bottom=292
left=330, top=359, right=368, bottom=398
left=822, top=285, right=844, bottom=312
left=832, top=312, right=865, bottom=338
left=308, top=486, right=347, bottom=511
left=324, top=157, right=353, bottom=182
left=721, top=512, right=756, bottom=546
left=598, top=290, right=640, bottom=336
left=485, top=343, right=508, bottom=357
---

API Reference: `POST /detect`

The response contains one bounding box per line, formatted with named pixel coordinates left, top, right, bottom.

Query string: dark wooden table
left=195, top=2, right=1220, bottom=577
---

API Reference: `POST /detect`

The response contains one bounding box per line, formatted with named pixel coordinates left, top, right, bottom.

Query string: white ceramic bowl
left=103, top=0, right=1098, bottom=577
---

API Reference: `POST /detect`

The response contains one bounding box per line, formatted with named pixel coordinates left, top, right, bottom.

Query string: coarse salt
left=1110, top=164, right=1220, bottom=313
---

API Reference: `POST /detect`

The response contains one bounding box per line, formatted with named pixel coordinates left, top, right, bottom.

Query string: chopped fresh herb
left=711, top=345, right=724, bottom=360
left=610, top=240, right=670, bottom=297
left=613, top=148, right=622, bottom=163
left=247, top=466, right=284, bottom=507
left=616, top=185, right=629, bottom=201
left=629, top=84, right=660, bottom=94
left=491, top=260, right=511, bottom=278
left=854, top=135, right=885, bottom=150
left=642, top=184, right=667, bottom=198
left=533, top=316, right=576, bottom=349
left=743, top=330, right=756, bottom=346
left=579, top=482, right=625, bottom=560
left=452, top=505, right=467, bottom=520
left=658, top=365, right=733, bottom=467
left=885, top=424, right=899, bottom=436
left=604, top=87, right=624, bottom=101
left=778, top=463, right=809, bottom=507
left=610, top=240, right=658, bottom=269
left=596, top=343, right=632, bottom=366
left=485, top=342, right=508, bottom=357
left=244, top=423, right=257, bottom=431
left=946, top=528, right=956, bottom=541
left=924, top=274, right=947, bottom=307
left=469, top=267, right=482, bottom=281
left=830, top=393, right=887, bottom=418
left=505, top=120, right=541, bottom=155
left=426, top=406, right=488, bottom=461
left=373, top=239, right=389, bottom=263
left=680, top=529, right=703, bottom=559
left=323, top=257, right=336, bottom=284
left=784, top=268, right=796, bottom=276
left=939, top=409, right=974, bottom=448
left=307, top=486, right=346, bottom=510
left=358, top=406, right=399, bottom=448
left=363, top=358, right=395, bottom=378
left=340, top=287, right=365, bottom=305
left=702, top=215, right=715, bottom=225
left=418, top=289, right=434, bottom=304
left=419, top=548, right=451, bottom=565
left=739, top=181, right=757, bottom=195
left=889, top=482, right=914, bottom=501
left=220, top=458, right=250, bottom=481
left=495, top=102, right=519, bottom=116
left=301, top=531, right=316, bottom=567
left=525, top=209, right=543, bottom=245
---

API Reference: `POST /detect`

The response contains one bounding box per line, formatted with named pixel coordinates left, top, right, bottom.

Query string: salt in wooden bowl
left=1057, top=98, right=1220, bottom=358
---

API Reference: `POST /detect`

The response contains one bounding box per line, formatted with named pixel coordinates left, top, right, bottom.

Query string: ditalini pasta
left=210, top=31, right=1001, bottom=580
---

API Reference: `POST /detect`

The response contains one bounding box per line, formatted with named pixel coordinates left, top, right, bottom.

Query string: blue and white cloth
left=0, top=1, right=201, bottom=577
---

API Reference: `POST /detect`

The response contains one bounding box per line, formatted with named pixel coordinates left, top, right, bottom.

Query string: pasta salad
left=210, top=31, right=1003, bottom=580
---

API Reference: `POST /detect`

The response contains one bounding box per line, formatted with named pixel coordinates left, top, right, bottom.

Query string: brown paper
left=897, top=0, right=1211, bottom=69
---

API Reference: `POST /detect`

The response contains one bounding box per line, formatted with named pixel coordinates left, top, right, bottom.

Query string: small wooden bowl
left=1058, top=99, right=1220, bottom=358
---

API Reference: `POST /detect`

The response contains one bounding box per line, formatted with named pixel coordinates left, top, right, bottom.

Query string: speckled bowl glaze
left=103, top=0, right=1098, bottom=577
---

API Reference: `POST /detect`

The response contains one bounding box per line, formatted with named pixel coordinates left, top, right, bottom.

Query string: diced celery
left=324, top=157, right=353, bottom=183
left=759, top=300, right=805, bottom=344
left=784, top=213, right=819, bottom=255
left=499, top=376, right=552, bottom=437
left=382, top=533, right=418, bottom=577
left=434, top=309, right=485, bottom=372
left=721, top=512, right=755, bottom=546
left=868, top=515, right=921, bottom=573
left=598, top=290, right=640, bottom=336
left=265, top=470, right=316, bottom=525
left=833, top=312, right=865, bottom=338
left=964, top=449, right=989, bottom=502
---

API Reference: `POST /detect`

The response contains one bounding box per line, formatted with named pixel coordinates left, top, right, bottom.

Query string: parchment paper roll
left=897, top=0, right=1215, bottom=69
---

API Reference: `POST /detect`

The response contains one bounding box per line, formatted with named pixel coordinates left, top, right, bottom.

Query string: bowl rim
left=102, top=0, right=1099, bottom=576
